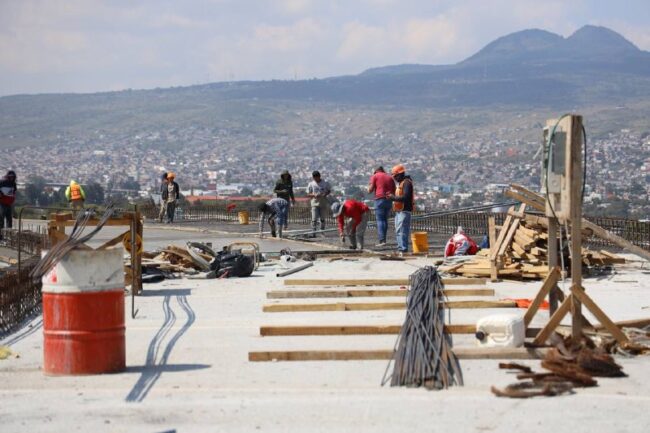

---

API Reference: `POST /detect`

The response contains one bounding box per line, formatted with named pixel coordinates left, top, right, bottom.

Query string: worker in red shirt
left=331, top=200, right=370, bottom=250
left=367, top=166, right=396, bottom=246
left=444, top=226, right=480, bottom=257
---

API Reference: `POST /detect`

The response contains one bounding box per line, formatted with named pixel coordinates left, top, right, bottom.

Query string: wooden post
left=547, top=217, right=560, bottom=314
left=568, top=115, right=583, bottom=343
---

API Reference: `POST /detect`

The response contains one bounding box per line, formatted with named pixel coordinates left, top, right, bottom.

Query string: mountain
left=2, top=25, right=650, bottom=148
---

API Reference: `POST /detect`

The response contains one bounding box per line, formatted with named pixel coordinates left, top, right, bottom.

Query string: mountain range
left=1, top=25, right=650, bottom=148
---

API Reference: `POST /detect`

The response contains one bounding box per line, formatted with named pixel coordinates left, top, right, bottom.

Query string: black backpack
left=211, top=251, right=254, bottom=278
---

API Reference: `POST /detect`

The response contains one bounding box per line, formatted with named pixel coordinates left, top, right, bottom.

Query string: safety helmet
left=330, top=201, right=343, bottom=217
left=167, top=172, right=175, bottom=179
left=391, top=164, right=406, bottom=175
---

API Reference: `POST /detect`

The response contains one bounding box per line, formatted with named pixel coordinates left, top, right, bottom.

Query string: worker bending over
left=65, top=180, right=86, bottom=209
left=331, top=199, right=370, bottom=250
left=444, top=226, right=479, bottom=257
left=259, top=197, right=289, bottom=238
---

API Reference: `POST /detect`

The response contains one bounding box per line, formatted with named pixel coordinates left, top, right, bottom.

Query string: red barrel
left=42, top=248, right=126, bottom=375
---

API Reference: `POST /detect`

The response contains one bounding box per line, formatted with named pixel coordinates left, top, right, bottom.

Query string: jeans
left=277, top=205, right=289, bottom=228
left=166, top=201, right=177, bottom=223
left=395, top=211, right=412, bottom=252
left=158, top=201, right=167, bottom=222
left=311, top=202, right=328, bottom=233
left=0, top=204, right=13, bottom=234
left=345, top=212, right=369, bottom=249
left=374, top=199, right=392, bottom=243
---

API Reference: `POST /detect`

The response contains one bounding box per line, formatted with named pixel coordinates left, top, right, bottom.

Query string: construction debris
left=443, top=207, right=627, bottom=280
left=492, top=334, right=626, bottom=398
left=141, top=243, right=255, bottom=279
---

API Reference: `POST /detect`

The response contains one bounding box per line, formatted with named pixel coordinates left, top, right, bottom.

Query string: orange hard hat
left=167, top=172, right=175, bottom=179
left=391, top=164, right=406, bottom=175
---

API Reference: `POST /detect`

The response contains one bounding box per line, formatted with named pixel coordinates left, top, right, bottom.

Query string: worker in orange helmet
left=65, top=180, right=86, bottom=209
left=165, top=172, right=180, bottom=223
left=386, top=164, right=414, bottom=253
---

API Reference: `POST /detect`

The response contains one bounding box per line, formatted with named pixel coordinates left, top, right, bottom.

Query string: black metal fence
left=0, top=229, right=48, bottom=335
left=141, top=202, right=650, bottom=252
left=0, top=258, right=41, bottom=335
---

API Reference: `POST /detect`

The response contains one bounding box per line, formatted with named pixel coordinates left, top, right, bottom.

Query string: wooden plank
left=548, top=217, right=560, bottom=314
left=259, top=324, right=477, bottom=336
left=96, top=230, right=130, bottom=250
left=262, top=300, right=517, bottom=313
left=510, top=185, right=650, bottom=262
left=490, top=207, right=514, bottom=261
left=248, top=347, right=549, bottom=362
left=283, top=278, right=487, bottom=286
left=571, top=286, right=629, bottom=344
left=532, top=294, right=572, bottom=346
left=488, top=216, right=496, bottom=255
left=266, top=288, right=495, bottom=299
left=497, top=204, right=527, bottom=258
left=57, top=217, right=135, bottom=227
left=523, top=267, right=560, bottom=326
left=505, top=190, right=545, bottom=212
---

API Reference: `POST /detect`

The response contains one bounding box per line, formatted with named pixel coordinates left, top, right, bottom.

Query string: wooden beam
left=266, top=288, right=495, bottom=299
left=248, top=347, right=549, bottom=362
left=581, top=219, right=650, bottom=262
left=56, top=217, right=136, bottom=227
left=259, top=324, right=477, bottom=336
left=532, top=294, right=572, bottom=346
left=96, top=230, right=130, bottom=250
left=505, top=190, right=545, bottom=212
left=523, top=267, right=560, bottom=327
left=571, top=286, right=629, bottom=344
left=262, top=300, right=517, bottom=313
left=283, top=278, right=487, bottom=286
left=509, top=184, right=650, bottom=262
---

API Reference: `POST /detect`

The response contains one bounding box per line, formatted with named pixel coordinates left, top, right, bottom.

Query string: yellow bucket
left=238, top=210, right=250, bottom=225
left=411, top=232, right=429, bottom=253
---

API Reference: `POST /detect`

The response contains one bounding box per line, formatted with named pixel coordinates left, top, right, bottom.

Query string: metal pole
left=276, top=262, right=314, bottom=277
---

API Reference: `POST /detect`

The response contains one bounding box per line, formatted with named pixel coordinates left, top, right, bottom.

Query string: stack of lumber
left=444, top=209, right=626, bottom=280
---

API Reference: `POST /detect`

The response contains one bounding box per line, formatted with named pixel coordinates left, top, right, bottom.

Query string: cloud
left=278, top=0, right=313, bottom=14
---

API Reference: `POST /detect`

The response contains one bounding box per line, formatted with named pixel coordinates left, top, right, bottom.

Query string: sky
left=1, top=0, right=649, bottom=96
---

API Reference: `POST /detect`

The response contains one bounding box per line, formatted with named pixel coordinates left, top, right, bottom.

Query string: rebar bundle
left=382, top=266, right=463, bottom=390
left=30, top=206, right=116, bottom=280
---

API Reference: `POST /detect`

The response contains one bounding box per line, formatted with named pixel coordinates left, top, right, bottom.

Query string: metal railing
left=141, top=202, right=650, bottom=251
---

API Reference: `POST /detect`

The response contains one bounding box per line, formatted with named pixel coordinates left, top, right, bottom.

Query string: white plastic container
left=475, top=314, right=525, bottom=348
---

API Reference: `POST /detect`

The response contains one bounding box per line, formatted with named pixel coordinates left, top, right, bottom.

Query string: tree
left=24, top=176, right=47, bottom=205
left=84, top=182, right=105, bottom=205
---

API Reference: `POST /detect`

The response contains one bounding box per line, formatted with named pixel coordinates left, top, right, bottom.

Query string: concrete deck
left=1, top=228, right=649, bottom=432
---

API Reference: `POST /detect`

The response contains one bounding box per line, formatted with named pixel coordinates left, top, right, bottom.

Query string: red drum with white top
left=42, top=247, right=126, bottom=375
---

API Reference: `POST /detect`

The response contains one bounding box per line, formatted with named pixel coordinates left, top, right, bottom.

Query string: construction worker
left=273, top=170, right=296, bottom=229
left=65, top=180, right=86, bottom=209
left=0, top=170, right=17, bottom=236
left=367, top=165, right=395, bottom=246
left=306, top=170, right=331, bottom=237
left=331, top=199, right=370, bottom=250
left=158, top=173, right=169, bottom=223
left=258, top=197, right=289, bottom=238
left=386, top=164, right=414, bottom=253
left=165, top=172, right=180, bottom=223
left=444, top=226, right=479, bottom=257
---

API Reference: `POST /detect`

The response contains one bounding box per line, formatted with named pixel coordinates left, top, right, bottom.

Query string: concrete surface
left=1, top=228, right=649, bottom=433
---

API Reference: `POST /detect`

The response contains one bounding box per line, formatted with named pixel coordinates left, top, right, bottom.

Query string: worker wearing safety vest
left=65, top=180, right=86, bottom=209
left=386, top=164, right=414, bottom=253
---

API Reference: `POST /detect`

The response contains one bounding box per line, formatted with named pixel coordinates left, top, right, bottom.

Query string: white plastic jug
left=475, top=314, right=525, bottom=348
